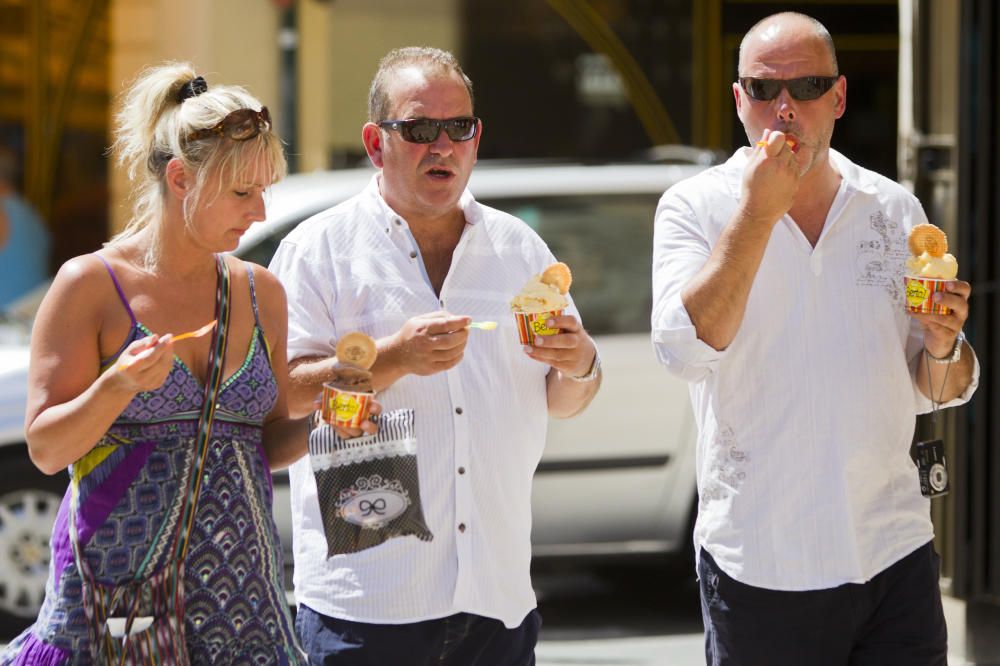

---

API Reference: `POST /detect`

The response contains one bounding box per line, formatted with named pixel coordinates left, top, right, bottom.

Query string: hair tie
left=177, top=76, right=208, bottom=103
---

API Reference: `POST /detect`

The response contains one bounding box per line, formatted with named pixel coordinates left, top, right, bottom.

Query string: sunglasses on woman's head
left=739, top=76, right=839, bottom=102
left=377, top=116, right=479, bottom=144
left=187, top=107, right=271, bottom=142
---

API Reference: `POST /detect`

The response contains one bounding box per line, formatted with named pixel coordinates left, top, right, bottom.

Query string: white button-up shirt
left=652, top=149, right=978, bottom=591
left=269, top=175, right=574, bottom=628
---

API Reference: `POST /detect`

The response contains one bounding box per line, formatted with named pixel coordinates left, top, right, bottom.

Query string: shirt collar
left=362, top=172, right=482, bottom=232
left=828, top=150, right=882, bottom=196
left=723, top=146, right=882, bottom=200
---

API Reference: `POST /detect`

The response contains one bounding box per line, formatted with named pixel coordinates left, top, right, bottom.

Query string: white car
left=0, top=158, right=708, bottom=636
left=0, top=287, right=68, bottom=637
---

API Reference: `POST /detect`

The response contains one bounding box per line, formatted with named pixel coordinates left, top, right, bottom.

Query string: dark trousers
left=295, top=604, right=541, bottom=666
left=699, top=542, right=947, bottom=665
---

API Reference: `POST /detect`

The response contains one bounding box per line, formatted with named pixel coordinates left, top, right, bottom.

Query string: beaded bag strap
left=170, top=254, right=231, bottom=561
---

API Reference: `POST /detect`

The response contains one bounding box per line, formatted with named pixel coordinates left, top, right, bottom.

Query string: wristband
left=928, top=332, right=964, bottom=365
left=569, top=350, right=601, bottom=383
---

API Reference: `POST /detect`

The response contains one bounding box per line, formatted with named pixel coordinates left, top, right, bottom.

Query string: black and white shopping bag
left=309, top=408, right=433, bottom=556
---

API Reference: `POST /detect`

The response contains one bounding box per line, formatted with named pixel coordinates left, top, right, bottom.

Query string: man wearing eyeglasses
left=652, top=12, right=977, bottom=664
left=268, top=47, right=600, bottom=665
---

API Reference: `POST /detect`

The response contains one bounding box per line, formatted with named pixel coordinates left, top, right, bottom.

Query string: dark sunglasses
left=739, top=76, right=838, bottom=102
left=188, top=106, right=271, bottom=142
left=378, top=116, right=479, bottom=144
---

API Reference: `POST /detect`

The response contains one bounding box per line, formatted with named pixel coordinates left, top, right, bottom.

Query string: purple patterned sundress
left=1, top=258, right=303, bottom=665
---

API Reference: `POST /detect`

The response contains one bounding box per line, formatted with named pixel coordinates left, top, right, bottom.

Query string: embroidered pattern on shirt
left=854, top=210, right=908, bottom=307
left=701, top=425, right=749, bottom=502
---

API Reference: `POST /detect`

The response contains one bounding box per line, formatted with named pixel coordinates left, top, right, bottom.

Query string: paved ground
left=533, top=561, right=704, bottom=666
left=532, top=563, right=978, bottom=666
left=0, top=565, right=983, bottom=664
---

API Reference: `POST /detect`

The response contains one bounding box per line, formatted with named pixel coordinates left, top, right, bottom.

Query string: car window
left=241, top=230, right=284, bottom=268
left=480, top=194, right=658, bottom=336
left=241, top=205, right=329, bottom=267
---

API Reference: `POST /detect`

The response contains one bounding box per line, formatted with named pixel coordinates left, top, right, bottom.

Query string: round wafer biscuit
left=540, top=262, right=572, bottom=295
left=336, top=332, right=377, bottom=369
left=908, top=223, right=948, bottom=258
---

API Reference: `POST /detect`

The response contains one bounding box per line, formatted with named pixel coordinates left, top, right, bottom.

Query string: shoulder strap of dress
left=245, top=261, right=264, bottom=330
left=92, top=253, right=138, bottom=329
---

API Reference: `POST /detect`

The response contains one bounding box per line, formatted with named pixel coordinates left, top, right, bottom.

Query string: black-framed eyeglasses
left=739, top=76, right=838, bottom=102
left=377, top=116, right=479, bottom=144
left=187, top=107, right=271, bottom=142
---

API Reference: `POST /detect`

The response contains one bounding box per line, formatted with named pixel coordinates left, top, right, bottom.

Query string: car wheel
left=0, top=449, right=67, bottom=638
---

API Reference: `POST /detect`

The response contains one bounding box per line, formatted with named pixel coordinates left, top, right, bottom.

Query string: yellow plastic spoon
left=171, top=319, right=217, bottom=342
left=116, top=320, right=217, bottom=371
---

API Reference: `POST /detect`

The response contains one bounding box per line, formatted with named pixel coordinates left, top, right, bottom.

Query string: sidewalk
left=534, top=593, right=974, bottom=666
left=0, top=594, right=979, bottom=664
left=537, top=634, right=704, bottom=666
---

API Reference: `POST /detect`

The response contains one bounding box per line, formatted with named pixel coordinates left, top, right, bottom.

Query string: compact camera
left=914, top=439, right=949, bottom=498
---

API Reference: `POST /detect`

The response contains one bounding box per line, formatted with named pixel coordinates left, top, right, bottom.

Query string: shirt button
left=409, top=250, right=417, bottom=259
left=458, top=523, right=467, bottom=533
left=455, top=407, right=463, bottom=415
left=458, top=466, right=466, bottom=475
left=395, top=219, right=403, bottom=226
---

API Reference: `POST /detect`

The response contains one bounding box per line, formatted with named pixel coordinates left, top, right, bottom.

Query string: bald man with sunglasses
left=268, top=47, right=600, bottom=665
left=652, top=12, right=976, bottom=664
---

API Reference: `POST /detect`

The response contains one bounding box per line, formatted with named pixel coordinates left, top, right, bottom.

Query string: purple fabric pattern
left=74, top=440, right=156, bottom=549
left=49, top=494, right=71, bottom=594
left=9, top=632, right=70, bottom=665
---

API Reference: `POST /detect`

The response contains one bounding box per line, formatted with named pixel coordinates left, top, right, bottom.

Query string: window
left=481, top=194, right=658, bottom=336
left=240, top=229, right=285, bottom=268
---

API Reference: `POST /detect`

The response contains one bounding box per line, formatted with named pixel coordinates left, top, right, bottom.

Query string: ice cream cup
left=904, top=276, right=953, bottom=315
left=514, top=309, right=563, bottom=345
left=320, top=383, right=374, bottom=428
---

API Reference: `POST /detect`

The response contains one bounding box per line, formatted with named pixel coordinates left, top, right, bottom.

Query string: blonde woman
left=1, top=63, right=373, bottom=664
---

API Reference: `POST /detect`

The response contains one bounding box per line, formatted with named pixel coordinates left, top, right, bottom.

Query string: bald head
left=738, top=12, right=838, bottom=77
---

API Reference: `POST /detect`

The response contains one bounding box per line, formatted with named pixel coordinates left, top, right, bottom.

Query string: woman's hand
left=112, top=334, right=176, bottom=393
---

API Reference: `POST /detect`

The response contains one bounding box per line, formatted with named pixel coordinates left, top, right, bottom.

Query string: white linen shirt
left=651, top=148, right=979, bottom=591
left=269, top=175, right=575, bottom=628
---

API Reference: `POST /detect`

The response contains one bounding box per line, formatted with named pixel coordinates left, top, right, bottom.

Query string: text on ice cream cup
left=514, top=309, right=563, bottom=345
left=904, top=276, right=952, bottom=315
left=321, top=383, right=374, bottom=428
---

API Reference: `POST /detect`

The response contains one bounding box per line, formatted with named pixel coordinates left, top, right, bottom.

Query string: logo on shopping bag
left=338, top=475, right=411, bottom=528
